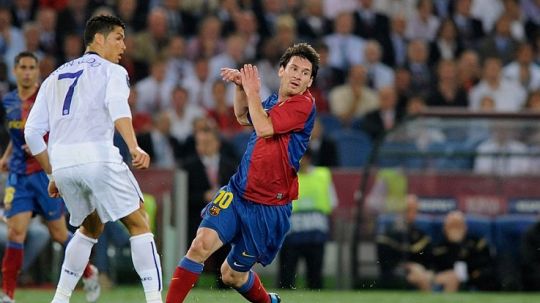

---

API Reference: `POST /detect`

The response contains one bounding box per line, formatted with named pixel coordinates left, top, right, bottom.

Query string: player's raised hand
left=220, top=68, right=242, bottom=86
left=239, top=64, right=260, bottom=98
left=48, top=181, right=61, bottom=198
left=130, top=146, right=150, bottom=169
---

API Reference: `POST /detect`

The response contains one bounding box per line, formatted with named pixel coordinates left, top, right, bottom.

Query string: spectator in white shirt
left=364, top=40, right=395, bottom=90
left=503, top=43, right=540, bottom=92
left=405, top=0, right=440, bottom=42
left=168, top=86, right=205, bottom=143
left=164, top=36, right=195, bottom=86
left=469, top=57, right=527, bottom=112
left=135, top=58, right=175, bottom=114
left=474, top=128, right=530, bottom=176
left=323, top=11, right=366, bottom=72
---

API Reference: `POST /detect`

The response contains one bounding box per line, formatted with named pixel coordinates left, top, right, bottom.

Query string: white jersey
left=25, top=53, right=132, bottom=170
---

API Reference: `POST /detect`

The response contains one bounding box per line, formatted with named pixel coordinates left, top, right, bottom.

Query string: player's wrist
left=47, top=173, right=54, bottom=182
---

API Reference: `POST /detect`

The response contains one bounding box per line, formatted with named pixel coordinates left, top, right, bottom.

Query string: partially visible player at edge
left=24, top=15, right=163, bottom=303
left=166, top=43, right=320, bottom=303
left=0, top=52, right=100, bottom=303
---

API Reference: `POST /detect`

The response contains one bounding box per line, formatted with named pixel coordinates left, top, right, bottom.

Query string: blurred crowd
left=0, top=0, right=540, bottom=169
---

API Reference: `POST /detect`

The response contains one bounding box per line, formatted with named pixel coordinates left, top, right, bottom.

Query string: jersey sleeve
left=25, top=80, right=50, bottom=155
left=268, top=94, right=313, bottom=134
left=105, top=65, right=131, bottom=121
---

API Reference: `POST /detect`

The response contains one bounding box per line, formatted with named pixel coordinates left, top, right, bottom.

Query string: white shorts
left=53, top=162, right=143, bottom=226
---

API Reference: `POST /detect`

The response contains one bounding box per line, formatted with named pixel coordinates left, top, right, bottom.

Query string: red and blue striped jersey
left=2, top=89, right=43, bottom=175
left=230, top=90, right=316, bottom=206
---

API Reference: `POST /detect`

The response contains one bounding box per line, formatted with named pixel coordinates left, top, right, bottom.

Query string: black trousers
left=278, top=242, right=325, bottom=289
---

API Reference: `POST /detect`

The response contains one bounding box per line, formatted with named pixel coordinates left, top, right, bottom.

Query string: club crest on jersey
left=209, top=205, right=221, bottom=216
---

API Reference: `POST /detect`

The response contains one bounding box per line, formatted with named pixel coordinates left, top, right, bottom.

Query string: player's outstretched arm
left=240, top=64, right=274, bottom=137
left=114, top=117, right=150, bottom=169
left=221, top=67, right=250, bottom=125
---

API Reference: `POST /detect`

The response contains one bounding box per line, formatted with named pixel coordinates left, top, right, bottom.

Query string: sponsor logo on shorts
left=209, top=205, right=221, bottom=216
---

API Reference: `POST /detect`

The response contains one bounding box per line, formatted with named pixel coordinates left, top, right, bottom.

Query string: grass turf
left=13, top=287, right=540, bottom=303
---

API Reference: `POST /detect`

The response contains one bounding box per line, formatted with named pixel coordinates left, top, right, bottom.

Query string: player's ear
left=307, top=77, right=313, bottom=88
left=278, top=66, right=284, bottom=78
left=94, top=32, right=105, bottom=45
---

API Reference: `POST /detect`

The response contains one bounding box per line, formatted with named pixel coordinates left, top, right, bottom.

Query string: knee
left=220, top=265, right=245, bottom=288
left=188, top=237, right=213, bottom=262
left=7, top=226, right=26, bottom=243
left=79, top=224, right=104, bottom=239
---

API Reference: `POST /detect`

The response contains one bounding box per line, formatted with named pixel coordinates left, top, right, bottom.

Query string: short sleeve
left=106, top=65, right=131, bottom=121
left=269, top=94, right=314, bottom=134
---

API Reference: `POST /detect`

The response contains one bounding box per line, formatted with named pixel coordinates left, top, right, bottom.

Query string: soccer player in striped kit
left=166, top=43, right=320, bottom=303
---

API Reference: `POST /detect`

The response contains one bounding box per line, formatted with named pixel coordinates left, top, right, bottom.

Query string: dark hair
left=14, top=51, right=38, bottom=66
left=278, top=43, right=320, bottom=80
left=84, top=15, right=125, bottom=47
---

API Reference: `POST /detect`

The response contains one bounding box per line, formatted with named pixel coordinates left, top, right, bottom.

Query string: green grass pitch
left=12, top=287, right=540, bottom=303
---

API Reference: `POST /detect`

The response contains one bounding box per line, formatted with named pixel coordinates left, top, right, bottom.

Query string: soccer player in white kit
left=24, top=15, right=163, bottom=303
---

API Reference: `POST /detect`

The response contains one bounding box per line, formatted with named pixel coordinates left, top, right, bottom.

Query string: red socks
left=82, top=263, right=93, bottom=279
left=237, top=271, right=270, bottom=303
left=165, top=258, right=203, bottom=303
left=2, top=242, right=24, bottom=299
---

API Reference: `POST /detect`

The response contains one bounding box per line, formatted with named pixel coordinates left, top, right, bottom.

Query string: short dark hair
left=14, top=51, right=38, bottom=66
left=278, top=43, right=320, bottom=80
left=84, top=15, right=125, bottom=47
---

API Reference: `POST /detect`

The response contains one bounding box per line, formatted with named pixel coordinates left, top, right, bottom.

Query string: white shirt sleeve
left=24, top=79, right=50, bottom=155
left=106, top=65, right=131, bottom=121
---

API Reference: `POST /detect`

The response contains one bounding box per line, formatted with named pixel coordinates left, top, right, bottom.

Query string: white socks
left=52, top=230, right=97, bottom=303
left=130, top=233, right=163, bottom=303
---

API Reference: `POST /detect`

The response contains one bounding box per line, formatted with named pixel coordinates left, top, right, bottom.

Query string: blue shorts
left=200, top=185, right=292, bottom=272
left=3, top=171, right=65, bottom=221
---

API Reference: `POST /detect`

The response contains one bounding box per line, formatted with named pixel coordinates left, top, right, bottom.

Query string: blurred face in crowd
left=364, top=41, right=381, bottom=64
left=378, top=86, right=397, bottom=111
left=438, top=60, right=457, bottom=83
left=334, top=12, right=354, bottom=35
left=407, top=40, right=428, bottom=64
left=195, top=130, right=221, bottom=157
left=406, top=96, right=426, bottom=115
left=150, top=60, right=166, bottom=82
left=405, top=195, right=419, bottom=224
left=348, top=64, right=367, bottom=85
left=483, top=58, right=502, bottom=83
left=444, top=211, right=467, bottom=243
left=37, top=8, right=56, bottom=32
left=278, top=56, right=313, bottom=97
left=456, top=0, right=472, bottom=16
left=148, top=8, right=168, bottom=39
left=171, top=87, right=188, bottom=112
left=517, top=44, right=533, bottom=65
left=168, top=36, right=186, bottom=58
left=480, top=95, right=496, bottom=111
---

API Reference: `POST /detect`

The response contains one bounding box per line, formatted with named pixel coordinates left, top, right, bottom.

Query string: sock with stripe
left=236, top=271, right=270, bottom=303
left=165, top=257, right=204, bottom=303
left=130, top=233, right=163, bottom=303
left=1, top=241, right=24, bottom=298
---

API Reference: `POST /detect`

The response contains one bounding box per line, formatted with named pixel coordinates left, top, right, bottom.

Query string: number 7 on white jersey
left=58, top=69, right=83, bottom=116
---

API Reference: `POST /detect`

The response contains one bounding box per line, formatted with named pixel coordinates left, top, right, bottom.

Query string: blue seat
left=231, top=131, right=253, bottom=158
left=465, top=215, right=494, bottom=246
left=332, top=130, right=372, bottom=167
left=318, top=114, right=342, bottom=136
left=493, top=215, right=537, bottom=257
